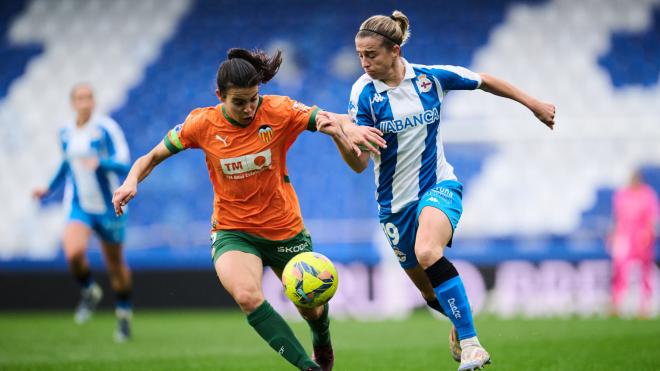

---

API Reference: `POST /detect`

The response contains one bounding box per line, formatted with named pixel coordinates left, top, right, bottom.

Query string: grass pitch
left=1, top=310, right=658, bottom=370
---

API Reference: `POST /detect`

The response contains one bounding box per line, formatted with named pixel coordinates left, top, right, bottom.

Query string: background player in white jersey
left=32, top=84, right=134, bottom=342
left=336, top=10, right=555, bottom=371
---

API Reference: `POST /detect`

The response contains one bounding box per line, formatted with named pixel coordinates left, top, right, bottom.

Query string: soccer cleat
left=114, top=307, right=133, bottom=343
left=448, top=325, right=461, bottom=363
left=303, top=366, right=322, bottom=371
left=74, top=283, right=103, bottom=324
left=312, top=342, right=334, bottom=371
left=458, top=340, right=491, bottom=371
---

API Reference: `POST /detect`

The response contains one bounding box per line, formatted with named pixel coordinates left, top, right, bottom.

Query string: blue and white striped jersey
left=348, top=59, right=481, bottom=215
left=48, top=115, right=130, bottom=215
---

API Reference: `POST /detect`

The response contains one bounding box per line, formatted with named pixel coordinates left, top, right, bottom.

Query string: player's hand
left=531, top=100, right=555, bottom=130
left=317, top=111, right=365, bottom=156
left=112, top=181, right=137, bottom=216
left=316, top=111, right=342, bottom=137
left=347, top=125, right=386, bottom=156
left=32, top=187, right=48, bottom=200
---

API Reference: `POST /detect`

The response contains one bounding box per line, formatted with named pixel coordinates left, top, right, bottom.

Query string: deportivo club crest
left=258, top=125, right=273, bottom=143
left=416, top=74, right=432, bottom=93
left=393, top=248, right=407, bottom=263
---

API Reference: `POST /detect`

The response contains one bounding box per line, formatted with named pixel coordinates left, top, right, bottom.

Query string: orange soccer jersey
left=163, top=95, right=318, bottom=241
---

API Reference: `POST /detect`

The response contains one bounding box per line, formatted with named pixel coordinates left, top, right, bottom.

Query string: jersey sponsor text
left=220, top=149, right=272, bottom=179
left=378, top=107, right=439, bottom=133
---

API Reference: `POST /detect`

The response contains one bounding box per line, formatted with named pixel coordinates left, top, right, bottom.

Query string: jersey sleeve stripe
left=100, top=118, right=130, bottom=163
left=164, top=129, right=183, bottom=153
left=307, top=107, right=319, bottom=132
left=424, top=64, right=481, bottom=90
left=349, top=75, right=376, bottom=126
left=170, top=129, right=184, bottom=150
left=163, top=136, right=179, bottom=153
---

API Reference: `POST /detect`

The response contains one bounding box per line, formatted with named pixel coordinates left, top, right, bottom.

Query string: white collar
left=372, top=58, right=416, bottom=93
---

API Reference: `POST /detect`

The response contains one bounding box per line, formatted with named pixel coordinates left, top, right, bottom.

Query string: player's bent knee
left=232, top=288, right=264, bottom=313
left=65, top=249, right=86, bottom=264
left=414, top=242, right=444, bottom=268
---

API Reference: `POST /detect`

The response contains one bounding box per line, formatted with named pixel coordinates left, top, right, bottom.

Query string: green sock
left=306, top=303, right=331, bottom=347
left=247, top=301, right=318, bottom=370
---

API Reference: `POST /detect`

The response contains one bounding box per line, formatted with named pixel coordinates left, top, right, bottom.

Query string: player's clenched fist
left=532, top=100, right=556, bottom=129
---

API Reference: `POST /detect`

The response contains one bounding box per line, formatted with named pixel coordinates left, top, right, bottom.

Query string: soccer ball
left=282, top=252, right=339, bottom=308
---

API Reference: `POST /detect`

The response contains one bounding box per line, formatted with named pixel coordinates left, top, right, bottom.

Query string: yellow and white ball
left=282, top=252, right=339, bottom=308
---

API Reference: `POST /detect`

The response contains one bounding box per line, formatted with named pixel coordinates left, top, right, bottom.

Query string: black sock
left=74, top=269, right=93, bottom=289
left=424, top=256, right=459, bottom=288
left=115, top=290, right=132, bottom=310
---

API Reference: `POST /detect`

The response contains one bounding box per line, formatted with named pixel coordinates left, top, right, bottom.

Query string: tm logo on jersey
left=378, top=107, right=439, bottom=133
left=220, top=149, right=272, bottom=179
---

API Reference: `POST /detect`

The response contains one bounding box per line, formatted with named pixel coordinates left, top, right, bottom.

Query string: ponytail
left=216, top=48, right=283, bottom=94
left=357, top=10, right=411, bottom=48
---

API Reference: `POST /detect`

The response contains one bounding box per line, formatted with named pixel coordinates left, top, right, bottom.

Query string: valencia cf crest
left=416, top=74, right=432, bottom=93
left=258, top=125, right=273, bottom=143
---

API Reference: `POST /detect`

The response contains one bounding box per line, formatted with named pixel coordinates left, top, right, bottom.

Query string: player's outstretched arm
left=342, top=118, right=386, bottom=157
left=478, top=73, right=556, bottom=130
left=317, top=111, right=382, bottom=173
left=112, top=142, right=173, bottom=216
left=32, top=161, right=68, bottom=200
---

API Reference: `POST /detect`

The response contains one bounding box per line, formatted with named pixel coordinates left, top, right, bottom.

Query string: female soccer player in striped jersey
left=32, top=83, right=134, bottom=342
left=112, top=48, right=381, bottom=371
left=338, top=10, right=556, bottom=371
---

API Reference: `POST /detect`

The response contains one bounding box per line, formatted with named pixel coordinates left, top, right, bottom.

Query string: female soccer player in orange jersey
left=112, top=48, right=383, bottom=371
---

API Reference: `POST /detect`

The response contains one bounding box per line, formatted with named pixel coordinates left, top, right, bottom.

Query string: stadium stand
left=0, top=0, right=658, bottom=269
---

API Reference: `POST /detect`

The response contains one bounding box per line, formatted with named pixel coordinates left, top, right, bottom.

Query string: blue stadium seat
left=599, top=7, right=660, bottom=88
left=0, top=1, right=43, bottom=99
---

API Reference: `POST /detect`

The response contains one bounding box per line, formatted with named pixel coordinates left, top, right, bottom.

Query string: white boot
left=114, top=307, right=133, bottom=343
left=74, top=283, right=103, bottom=324
left=458, top=336, right=491, bottom=371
